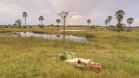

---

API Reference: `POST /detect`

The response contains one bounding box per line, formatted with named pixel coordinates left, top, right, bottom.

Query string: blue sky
left=0, top=0, right=139, bottom=26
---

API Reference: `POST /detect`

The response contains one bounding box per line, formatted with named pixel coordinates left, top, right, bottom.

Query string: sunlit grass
left=0, top=27, right=139, bottom=78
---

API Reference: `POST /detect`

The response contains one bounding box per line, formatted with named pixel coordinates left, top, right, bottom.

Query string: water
left=59, top=30, right=86, bottom=32
left=17, top=32, right=88, bottom=42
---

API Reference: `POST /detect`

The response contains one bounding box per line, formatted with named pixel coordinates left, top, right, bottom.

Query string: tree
left=39, top=16, right=44, bottom=28
left=115, top=10, right=125, bottom=31
left=127, top=17, right=134, bottom=28
left=58, top=11, right=69, bottom=40
left=15, top=19, right=22, bottom=28
left=104, top=19, right=109, bottom=28
left=115, top=10, right=125, bottom=24
left=56, top=19, right=61, bottom=27
left=22, top=12, right=28, bottom=28
left=107, top=16, right=112, bottom=26
left=87, top=19, right=91, bottom=26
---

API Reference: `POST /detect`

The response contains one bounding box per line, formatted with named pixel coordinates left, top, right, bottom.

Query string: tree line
left=104, top=10, right=134, bottom=31
left=7, top=10, right=135, bottom=31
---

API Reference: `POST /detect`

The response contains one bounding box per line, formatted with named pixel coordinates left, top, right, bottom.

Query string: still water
left=17, top=32, right=88, bottom=42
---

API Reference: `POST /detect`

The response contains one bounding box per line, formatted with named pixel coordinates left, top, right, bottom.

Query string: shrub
left=116, top=23, right=124, bottom=32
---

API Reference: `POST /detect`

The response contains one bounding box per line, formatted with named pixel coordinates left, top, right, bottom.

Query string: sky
left=0, top=0, right=139, bottom=26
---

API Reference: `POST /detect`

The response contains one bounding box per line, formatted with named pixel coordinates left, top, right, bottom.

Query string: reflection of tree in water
left=24, top=32, right=26, bottom=37
left=41, top=34, right=42, bottom=38
left=56, top=34, right=60, bottom=37
left=17, top=32, right=88, bottom=42
left=19, top=32, right=20, bottom=37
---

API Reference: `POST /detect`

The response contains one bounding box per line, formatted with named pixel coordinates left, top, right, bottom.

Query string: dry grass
left=0, top=27, right=139, bottom=78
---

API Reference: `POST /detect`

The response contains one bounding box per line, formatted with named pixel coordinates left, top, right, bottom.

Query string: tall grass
left=0, top=27, right=139, bottom=78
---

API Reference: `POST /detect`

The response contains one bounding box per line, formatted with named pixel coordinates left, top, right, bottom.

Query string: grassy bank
left=0, top=27, right=139, bottom=78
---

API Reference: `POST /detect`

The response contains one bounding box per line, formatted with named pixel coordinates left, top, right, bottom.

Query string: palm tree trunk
left=25, top=18, right=26, bottom=27
left=88, top=24, right=90, bottom=27
left=57, top=23, right=58, bottom=27
left=58, top=23, right=60, bottom=27
left=41, top=20, right=42, bottom=27
left=63, top=21, right=66, bottom=40
left=58, top=23, right=59, bottom=27
left=129, top=24, right=131, bottom=29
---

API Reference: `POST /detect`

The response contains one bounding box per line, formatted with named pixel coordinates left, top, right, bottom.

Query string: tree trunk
left=63, top=21, right=66, bottom=40
left=25, top=18, right=26, bottom=27
left=57, top=23, right=59, bottom=27
left=129, top=24, right=132, bottom=30
left=106, top=24, right=107, bottom=29
left=41, top=20, right=42, bottom=27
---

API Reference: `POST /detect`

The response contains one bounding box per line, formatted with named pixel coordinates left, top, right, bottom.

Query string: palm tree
left=104, top=19, right=109, bottom=28
left=15, top=19, right=22, bottom=28
left=115, top=10, right=125, bottom=31
left=115, top=10, right=125, bottom=24
left=107, top=16, right=112, bottom=26
left=39, top=16, right=44, bottom=28
left=87, top=19, right=91, bottom=27
left=127, top=17, right=134, bottom=28
left=56, top=19, right=61, bottom=27
left=22, top=12, right=28, bottom=28
left=58, top=11, right=69, bottom=40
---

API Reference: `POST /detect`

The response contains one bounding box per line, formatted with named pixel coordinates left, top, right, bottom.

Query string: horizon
left=0, top=0, right=139, bottom=26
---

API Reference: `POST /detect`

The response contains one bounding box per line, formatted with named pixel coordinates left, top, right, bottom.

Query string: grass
left=0, top=27, right=139, bottom=78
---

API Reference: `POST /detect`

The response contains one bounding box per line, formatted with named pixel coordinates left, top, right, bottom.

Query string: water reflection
left=17, top=32, right=88, bottom=42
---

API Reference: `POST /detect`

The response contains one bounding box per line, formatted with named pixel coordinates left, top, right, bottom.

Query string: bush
left=85, top=34, right=95, bottom=39
left=126, top=28, right=132, bottom=32
left=116, top=23, right=124, bottom=32
left=90, top=25, right=96, bottom=29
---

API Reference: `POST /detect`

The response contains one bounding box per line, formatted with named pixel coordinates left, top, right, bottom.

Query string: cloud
left=0, top=0, right=138, bottom=26
left=69, top=15, right=83, bottom=25
left=0, top=3, right=23, bottom=15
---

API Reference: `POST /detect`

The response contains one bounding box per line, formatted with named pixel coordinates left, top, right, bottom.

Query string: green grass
left=0, top=27, right=139, bottom=78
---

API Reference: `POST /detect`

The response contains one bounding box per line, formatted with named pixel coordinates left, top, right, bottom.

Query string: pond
left=17, top=32, right=88, bottom=42
left=59, top=30, right=86, bottom=32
